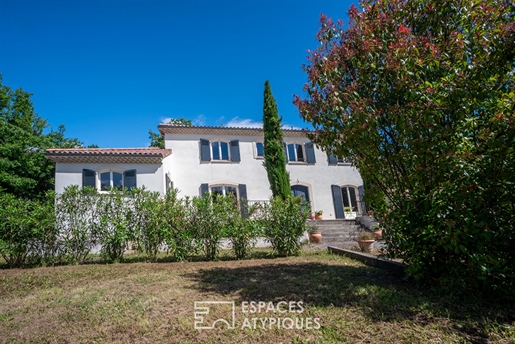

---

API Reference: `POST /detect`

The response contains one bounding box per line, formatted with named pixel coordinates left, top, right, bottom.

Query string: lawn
left=0, top=250, right=513, bottom=343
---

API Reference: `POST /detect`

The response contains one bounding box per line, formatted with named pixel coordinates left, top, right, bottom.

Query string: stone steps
left=307, top=219, right=361, bottom=242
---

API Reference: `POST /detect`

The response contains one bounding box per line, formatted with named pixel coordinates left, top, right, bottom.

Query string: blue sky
left=0, top=0, right=355, bottom=148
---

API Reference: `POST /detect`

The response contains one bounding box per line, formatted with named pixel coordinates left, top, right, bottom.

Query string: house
left=46, top=125, right=364, bottom=220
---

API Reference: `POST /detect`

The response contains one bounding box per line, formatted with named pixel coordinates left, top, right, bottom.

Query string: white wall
left=164, top=133, right=363, bottom=219
left=54, top=161, right=168, bottom=194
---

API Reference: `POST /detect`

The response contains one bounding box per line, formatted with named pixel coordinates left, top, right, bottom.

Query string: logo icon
left=194, top=301, right=235, bottom=330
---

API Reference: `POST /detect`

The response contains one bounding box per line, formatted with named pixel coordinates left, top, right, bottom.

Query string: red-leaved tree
left=294, top=0, right=515, bottom=295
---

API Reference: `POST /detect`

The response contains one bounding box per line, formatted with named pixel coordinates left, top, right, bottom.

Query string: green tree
left=294, top=1, right=515, bottom=294
left=0, top=75, right=86, bottom=199
left=263, top=81, right=290, bottom=200
left=149, top=117, right=193, bottom=148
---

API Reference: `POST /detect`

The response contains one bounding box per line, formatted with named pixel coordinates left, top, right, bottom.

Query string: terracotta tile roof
left=46, top=148, right=172, bottom=164
left=158, top=124, right=311, bottom=138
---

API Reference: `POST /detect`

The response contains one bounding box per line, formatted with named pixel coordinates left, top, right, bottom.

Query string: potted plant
left=357, top=231, right=375, bottom=253
left=308, top=225, right=322, bottom=243
left=344, top=206, right=356, bottom=219
left=371, top=224, right=382, bottom=240
left=314, top=210, right=323, bottom=220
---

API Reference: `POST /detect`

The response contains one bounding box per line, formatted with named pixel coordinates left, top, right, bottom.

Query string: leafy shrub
left=225, top=200, right=262, bottom=260
left=260, top=196, right=309, bottom=256
left=127, top=188, right=162, bottom=262
left=160, top=190, right=195, bottom=262
left=0, top=194, right=44, bottom=267
left=186, top=194, right=235, bottom=261
left=30, top=192, right=59, bottom=266
left=55, top=185, right=98, bottom=264
left=95, top=189, right=131, bottom=263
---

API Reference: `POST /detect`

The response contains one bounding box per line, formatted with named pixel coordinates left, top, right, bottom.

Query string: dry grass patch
left=0, top=250, right=513, bottom=343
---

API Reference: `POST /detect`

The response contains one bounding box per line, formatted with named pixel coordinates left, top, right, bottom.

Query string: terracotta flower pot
left=373, top=229, right=382, bottom=240
left=309, top=232, right=322, bottom=243
left=357, top=239, right=375, bottom=253
left=315, top=214, right=323, bottom=220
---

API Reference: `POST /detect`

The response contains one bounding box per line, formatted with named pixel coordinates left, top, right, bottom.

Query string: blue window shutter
left=200, top=183, right=209, bottom=197
left=200, top=139, right=210, bottom=161
left=124, top=169, right=137, bottom=191
left=230, top=140, right=240, bottom=162
left=331, top=185, right=345, bottom=219
left=283, top=142, right=288, bottom=162
left=82, top=169, right=96, bottom=188
left=358, top=184, right=366, bottom=215
left=328, top=154, right=338, bottom=165
left=238, top=184, right=248, bottom=218
left=305, top=142, right=316, bottom=164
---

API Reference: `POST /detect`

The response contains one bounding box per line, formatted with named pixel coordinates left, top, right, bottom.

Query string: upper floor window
left=255, top=142, right=264, bottom=158
left=283, top=142, right=316, bottom=164
left=287, top=143, right=305, bottom=162
left=328, top=154, right=351, bottom=165
left=200, top=139, right=240, bottom=162
left=82, top=169, right=137, bottom=191
left=211, top=140, right=230, bottom=160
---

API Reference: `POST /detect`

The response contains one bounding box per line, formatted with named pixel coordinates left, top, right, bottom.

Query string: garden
left=0, top=186, right=309, bottom=268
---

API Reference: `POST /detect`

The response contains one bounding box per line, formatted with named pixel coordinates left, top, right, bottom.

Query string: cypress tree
left=262, top=80, right=290, bottom=200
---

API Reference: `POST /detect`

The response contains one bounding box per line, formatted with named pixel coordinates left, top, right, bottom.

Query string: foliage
left=357, top=231, right=375, bottom=241
left=260, top=196, right=309, bottom=256
left=128, top=188, right=162, bottom=262
left=0, top=194, right=45, bottom=267
left=294, top=0, right=515, bottom=295
left=263, top=80, right=291, bottom=200
left=149, top=117, right=193, bottom=148
left=160, top=189, right=195, bottom=262
left=225, top=200, right=263, bottom=260
left=0, top=75, right=89, bottom=200
left=55, top=186, right=99, bottom=264
left=186, top=195, right=229, bottom=260
left=0, top=188, right=313, bottom=267
left=30, top=192, right=59, bottom=266
left=96, top=189, right=131, bottom=262
left=307, top=224, right=319, bottom=233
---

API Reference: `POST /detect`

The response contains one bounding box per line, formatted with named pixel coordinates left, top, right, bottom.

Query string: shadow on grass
left=183, top=258, right=514, bottom=341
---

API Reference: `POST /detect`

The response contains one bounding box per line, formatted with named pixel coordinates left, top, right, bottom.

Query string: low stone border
left=327, top=246, right=406, bottom=276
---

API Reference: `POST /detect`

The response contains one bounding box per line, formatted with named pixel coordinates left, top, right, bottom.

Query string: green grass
left=0, top=249, right=513, bottom=343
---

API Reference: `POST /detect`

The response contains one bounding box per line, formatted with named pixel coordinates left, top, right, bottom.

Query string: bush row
left=0, top=186, right=309, bottom=268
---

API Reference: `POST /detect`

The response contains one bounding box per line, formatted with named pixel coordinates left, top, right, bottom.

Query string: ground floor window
left=331, top=184, right=361, bottom=219
left=210, top=185, right=238, bottom=198
left=82, top=169, right=137, bottom=191
left=341, top=186, right=358, bottom=212
left=291, top=185, right=310, bottom=202
left=100, top=171, right=123, bottom=191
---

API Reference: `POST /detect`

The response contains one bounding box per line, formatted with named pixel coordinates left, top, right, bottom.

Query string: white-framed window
left=200, top=139, right=241, bottom=162
left=255, top=142, right=264, bottom=158
left=341, top=186, right=358, bottom=212
left=100, top=171, right=123, bottom=191
left=328, top=153, right=352, bottom=165
left=210, top=185, right=238, bottom=198
left=82, top=169, right=137, bottom=191
left=200, top=183, right=249, bottom=217
left=211, top=140, right=231, bottom=161
left=286, top=143, right=305, bottom=162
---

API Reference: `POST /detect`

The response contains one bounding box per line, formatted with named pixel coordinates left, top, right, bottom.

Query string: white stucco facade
left=161, top=126, right=364, bottom=220
left=54, top=161, right=169, bottom=194
left=47, top=126, right=364, bottom=220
